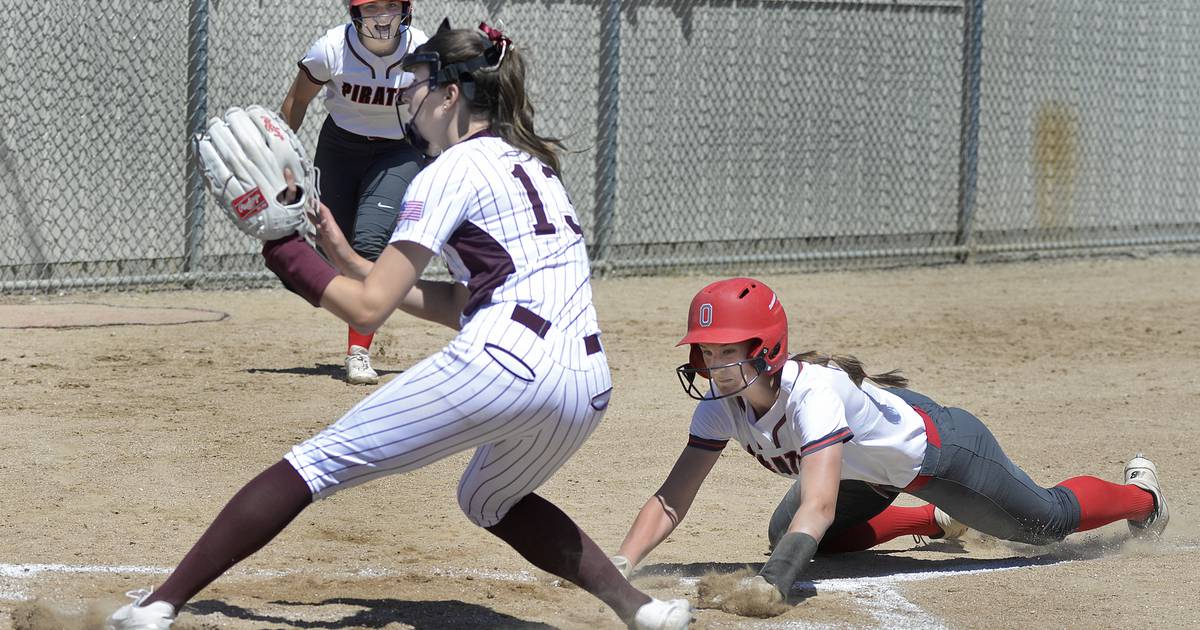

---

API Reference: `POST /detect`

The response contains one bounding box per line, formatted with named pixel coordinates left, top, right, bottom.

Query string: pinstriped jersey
left=390, top=132, right=598, bottom=340
left=688, top=361, right=927, bottom=488
left=299, top=24, right=428, bottom=138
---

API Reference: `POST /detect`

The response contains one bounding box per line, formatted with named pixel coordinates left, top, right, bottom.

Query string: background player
left=610, top=277, right=1168, bottom=603
left=106, top=23, right=691, bottom=630
left=280, top=0, right=428, bottom=384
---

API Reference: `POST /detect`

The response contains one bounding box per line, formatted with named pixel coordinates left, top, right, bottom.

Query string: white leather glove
left=195, top=105, right=317, bottom=241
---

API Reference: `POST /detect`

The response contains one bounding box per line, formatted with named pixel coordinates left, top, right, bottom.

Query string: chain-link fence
left=3, top=0, right=1199, bottom=292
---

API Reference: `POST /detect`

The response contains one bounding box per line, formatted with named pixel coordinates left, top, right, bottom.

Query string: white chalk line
left=678, top=543, right=1200, bottom=630
left=0, top=559, right=1067, bottom=630
left=4, top=545, right=1197, bottom=628
left=673, top=563, right=1034, bottom=630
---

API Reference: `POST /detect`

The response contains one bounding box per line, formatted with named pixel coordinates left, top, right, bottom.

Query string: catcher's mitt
left=194, top=105, right=318, bottom=241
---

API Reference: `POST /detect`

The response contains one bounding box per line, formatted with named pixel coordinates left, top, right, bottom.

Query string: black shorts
left=313, top=116, right=425, bottom=261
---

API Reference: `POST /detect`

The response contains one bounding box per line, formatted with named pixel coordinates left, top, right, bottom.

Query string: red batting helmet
left=675, top=278, right=788, bottom=399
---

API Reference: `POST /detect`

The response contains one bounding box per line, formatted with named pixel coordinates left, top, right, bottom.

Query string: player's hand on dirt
left=740, top=575, right=785, bottom=605
left=697, top=571, right=789, bottom=617
left=610, top=554, right=633, bottom=579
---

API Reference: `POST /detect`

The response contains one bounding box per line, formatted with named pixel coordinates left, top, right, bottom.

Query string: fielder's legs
left=289, top=321, right=665, bottom=624
left=119, top=335, right=523, bottom=616
left=448, top=378, right=655, bottom=623
left=486, top=493, right=653, bottom=622
left=350, top=142, right=422, bottom=261
left=312, top=118, right=382, bottom=384
left=313, top=117, right=368, bottom=242
left=341, top=141, right=423, bottom=384
left=136, top=460, right=312, bottom=611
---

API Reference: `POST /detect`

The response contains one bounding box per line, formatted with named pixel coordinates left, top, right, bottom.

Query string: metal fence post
left=955, top=0, right=984, bottom=261
left=592, top=0, right=621, bottom=273
left=183, top=0, right=210, bottom=275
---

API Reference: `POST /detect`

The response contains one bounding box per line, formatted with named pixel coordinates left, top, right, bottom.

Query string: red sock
left=819, top=504, right=942, bottom=553
left=1056, top=476, right=1155, bottom=532
left=347, top=328, right=374, bottom=354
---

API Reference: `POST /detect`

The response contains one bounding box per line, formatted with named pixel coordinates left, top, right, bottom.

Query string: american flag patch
left=398, top=200, right=424, bottom=222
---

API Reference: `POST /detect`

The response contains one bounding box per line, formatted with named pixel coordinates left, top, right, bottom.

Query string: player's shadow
left=186, top=597, right=555, bottom=629
left=245, top=364, right=404, bottom=381
left=637, top=538, right=1113, bottom=584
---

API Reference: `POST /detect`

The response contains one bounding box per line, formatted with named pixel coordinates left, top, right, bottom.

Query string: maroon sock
left=485, top=493, right=651, bottom=623
left=820, top=504, right=942, bottom=553
left=1057, top=476, right=1155, bottom=531
left=145, top=460, right=312, bottom=609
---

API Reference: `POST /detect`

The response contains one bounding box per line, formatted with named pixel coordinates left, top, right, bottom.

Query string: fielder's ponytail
left=791, top=351, right=908, bottom=389
left=489, top=45, right=565, bottom=175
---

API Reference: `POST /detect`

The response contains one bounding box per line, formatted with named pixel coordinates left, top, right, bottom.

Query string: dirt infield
left=2, top=255, right=1197, bottom=629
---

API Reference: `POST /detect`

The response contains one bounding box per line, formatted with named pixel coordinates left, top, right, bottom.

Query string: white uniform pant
left=285, top=322, right=611, bottom=527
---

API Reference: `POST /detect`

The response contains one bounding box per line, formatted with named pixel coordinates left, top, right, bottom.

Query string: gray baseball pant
left=313, top=116, right=424, bottom=261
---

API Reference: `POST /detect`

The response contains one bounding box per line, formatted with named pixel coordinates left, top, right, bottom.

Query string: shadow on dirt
left=245, top=364, right=404, bottom=380
left=638, top=533, right=1128, bottom=583
left=186, top=597, right=555, bottom=629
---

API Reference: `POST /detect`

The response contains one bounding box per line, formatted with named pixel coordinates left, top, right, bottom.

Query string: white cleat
left=933, top=507, right=969, bottom=540
left=105, top=589, right=175, bottom=630
left=344, top=345, right=379, bottom=384
left=1124, top=453, right=1169, bottom=538
left=630, top=597, right=693, bottom=630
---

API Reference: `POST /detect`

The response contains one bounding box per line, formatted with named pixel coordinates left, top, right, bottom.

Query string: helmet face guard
left=676, top=352, right=769, bottom=401
left=351, top=1, right=413, bottom=40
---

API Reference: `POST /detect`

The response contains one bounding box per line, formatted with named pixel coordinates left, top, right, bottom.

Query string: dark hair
left=414, top=27, right=565, bottom=174
left=790, top=351, right=908, bottom=389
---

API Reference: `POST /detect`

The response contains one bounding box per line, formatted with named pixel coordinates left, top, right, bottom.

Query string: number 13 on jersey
left=512, top=164, right=584, bottom=237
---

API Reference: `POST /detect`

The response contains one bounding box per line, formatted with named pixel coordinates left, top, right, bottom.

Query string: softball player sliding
left=281, top=0, right=428, bottom=384
left=107, top=24, right=690, bottom=630
left=612, top=277, right=1168, bottom=603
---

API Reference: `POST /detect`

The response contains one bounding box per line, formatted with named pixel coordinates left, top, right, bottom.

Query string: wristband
left=758, top=532, right=818, bottom=598
left=262, top=233, right=339, bottom=307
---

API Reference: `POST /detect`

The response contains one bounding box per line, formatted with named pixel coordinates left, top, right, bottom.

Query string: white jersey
left=298, top=24, right=429, bottom=139
left=688, top=361, right=928, bottom=488
left=286, top=132, right=611, bottom=528
left=391, top=132, right=599, bottom=359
